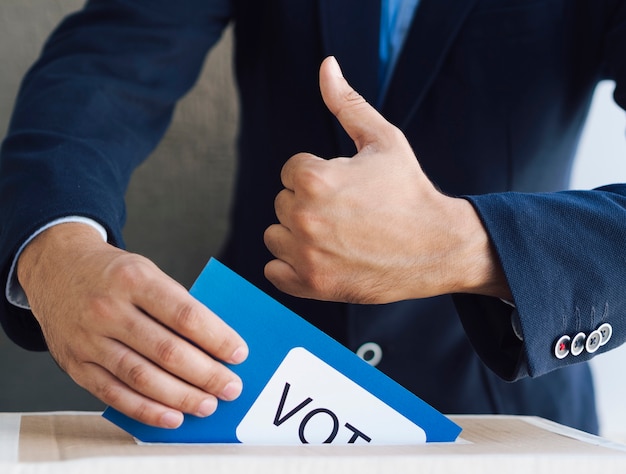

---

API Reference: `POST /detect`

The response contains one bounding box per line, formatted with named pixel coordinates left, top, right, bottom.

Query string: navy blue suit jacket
left=3, top=0, right=626, bottom=433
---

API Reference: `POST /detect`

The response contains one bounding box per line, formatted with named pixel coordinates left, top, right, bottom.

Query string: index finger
left=280, top=151, right=324, bottom=192
left=137, top=272, right=248, bottom=365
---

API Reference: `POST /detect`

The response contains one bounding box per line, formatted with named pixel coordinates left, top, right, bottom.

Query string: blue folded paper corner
left=103, top=258, right=462, bottom=444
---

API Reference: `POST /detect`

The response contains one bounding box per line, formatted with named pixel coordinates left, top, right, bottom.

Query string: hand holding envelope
left=264, top=56, right=511, bottom=304
left=17, top=223, right=248, bottom=429
left=104, top=259, right=461, bottom=444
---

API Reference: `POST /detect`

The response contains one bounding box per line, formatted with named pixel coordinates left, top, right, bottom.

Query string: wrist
left=444, top=198, right=512, bottom=300
left=17, top=222, right=108, bottom=299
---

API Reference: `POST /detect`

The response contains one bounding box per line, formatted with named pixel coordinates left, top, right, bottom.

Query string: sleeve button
left=585, top=329, right=602, bottom=353
left=598, top=322, right=612, bottom=346
left=554, top=335, right=571, bottom=359
left=571, top=332, right=586, bottom=356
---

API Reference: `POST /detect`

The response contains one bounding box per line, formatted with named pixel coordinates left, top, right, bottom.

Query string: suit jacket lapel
left=318, top=0, right=381, bottom=155
left=381, top=0, right=478, bottom=129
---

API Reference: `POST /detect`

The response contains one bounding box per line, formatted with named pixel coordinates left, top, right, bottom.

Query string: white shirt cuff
left=5, top=216, right=107, bottom=309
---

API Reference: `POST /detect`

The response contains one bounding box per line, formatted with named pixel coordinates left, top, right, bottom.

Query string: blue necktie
left=378, top=0, right=420, bottom=105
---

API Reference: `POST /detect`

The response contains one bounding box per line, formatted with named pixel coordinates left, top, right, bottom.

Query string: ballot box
left=1, top=412, right=625, bottom=474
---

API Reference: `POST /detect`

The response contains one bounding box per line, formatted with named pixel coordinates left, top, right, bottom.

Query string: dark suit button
left=554, top=335, right=571, bottom=359
left=571, top=332, right=586, bottom=356
left=356, top=342, right=382, bottom=367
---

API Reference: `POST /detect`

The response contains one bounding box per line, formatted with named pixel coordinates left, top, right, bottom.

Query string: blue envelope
left=103, top=258, right=462, bottom=444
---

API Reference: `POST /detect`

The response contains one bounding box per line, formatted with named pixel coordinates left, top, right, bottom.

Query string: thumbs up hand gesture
left=264, top=57, right=510, bottom=304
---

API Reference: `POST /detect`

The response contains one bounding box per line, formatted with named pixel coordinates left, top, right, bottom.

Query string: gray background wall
left=1, top=0, right=626, bottom=440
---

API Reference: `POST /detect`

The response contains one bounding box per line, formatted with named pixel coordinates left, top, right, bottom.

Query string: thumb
left=319, top=56, right=396, bottom=153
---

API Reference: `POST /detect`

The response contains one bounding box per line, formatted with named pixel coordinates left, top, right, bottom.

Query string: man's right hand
left=17, top=222, right=248, bottom=429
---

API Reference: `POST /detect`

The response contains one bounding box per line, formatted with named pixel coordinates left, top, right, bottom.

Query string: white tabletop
left=2, top=412, right=626, bottom=474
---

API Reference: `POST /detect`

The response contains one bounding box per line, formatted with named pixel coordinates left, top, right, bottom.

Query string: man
left=1, top=0, right=624, bottom=434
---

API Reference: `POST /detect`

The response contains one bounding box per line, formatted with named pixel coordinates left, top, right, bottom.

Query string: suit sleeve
left=454, top=0, right=626, bottom=381
left=455, top=2, right=626, bottom=380
left=456, top=187, right=626, bottom=381
left=0, top=0, right=232, bottom=350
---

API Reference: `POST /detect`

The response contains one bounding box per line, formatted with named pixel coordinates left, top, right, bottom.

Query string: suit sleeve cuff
left=453, top=294, right=529, bottom=381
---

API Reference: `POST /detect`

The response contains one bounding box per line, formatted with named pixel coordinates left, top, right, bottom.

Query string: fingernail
left=230, top=345, right=248, bottom=364
left=196, top=397, right=217, bottom=417
left=220, top=380, right=243, bottom=401
left=160, top=411, right=184, bottom=429
left=328, top=56, right=343, bottom=78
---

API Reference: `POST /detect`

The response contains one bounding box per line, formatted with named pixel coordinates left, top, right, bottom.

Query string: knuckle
left=335, top=91, right=366, bottom=119
left=212, top=333, right=233, bottom=358
left=175, top=392, right=195, bottom=412
left=273, top=189, right=289, bottom=215
left=263, top=225, right=276, bottom=245
left=298, top=167, right=329, bottom=196
left=126, top=362, right=152, bottom=389
left=289, top=152, right=318, bottom=169
left=199, top=369, right=221, bottom=393
left=299, top=265, right=329, bottom=295
left=286, top=157, right=329, bottom=196
left=342, top=88, right=366, bottom=107
left=172, top=302, right=201, bottom=332
left=109, top=255, right=149, bottom=289
left=129, top=403, right=152, bottom=425
left=97, top=381, right=124, bottom=407
left=289, top=206, right=324, bottom=240
left=58, top=358, right=83, bottom=386
left=154, top=337, right=181, bottom=366
left=264, top=232, right=281, bottom=259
